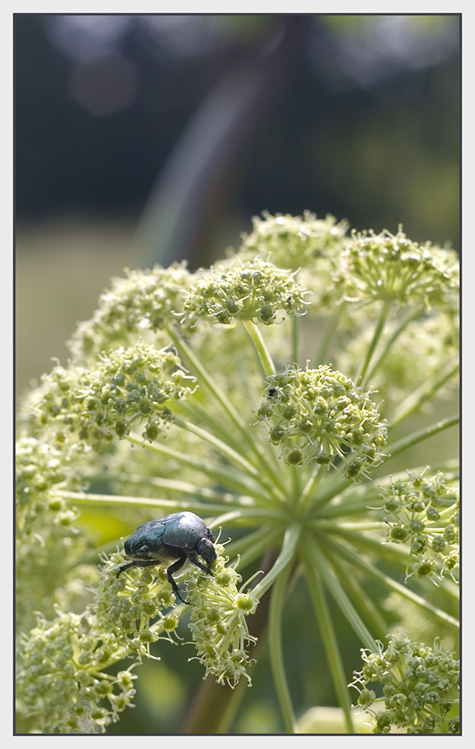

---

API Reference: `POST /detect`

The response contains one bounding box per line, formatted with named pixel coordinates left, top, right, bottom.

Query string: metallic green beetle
left=117, top=511, right=216, bottom=604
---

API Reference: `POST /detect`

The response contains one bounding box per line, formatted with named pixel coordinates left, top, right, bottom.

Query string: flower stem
left=320, top=533, right=458, bottom=631
left=102, top=474, right=250, bottom=506
left=291, top=315, right=299, bottom=365
left=167, top=324, right=286, bottom=492
left=226, top=526, right=284, bottom=571
left=362, top=306, right=421, bottom=386
left=297, top=463, right=328, bottom=513
left=314, top=311, right=341, bottom=366
left=126, top=433, right=270, bottom=501
left=322, top=545, right=390, bottom=640
left=304, top=537, right=379, bottom=650
left=386, top=413, right=459, bottom=461
left=358, top=299, right=392, bottom=387
left=390, top=362, right=459, bottom=427
left=60, top=489, right=251, bottom=517
left=173, top=416, right=273, bottom=490
left=268, top=564, right=296, bottom=733
left=301, top=543, right=355, bottom=733
left=252, top=525, right=300, bottom=600
left=242, top=319, right=276, bottom=376
left=166, top=324, right=247, bottom=430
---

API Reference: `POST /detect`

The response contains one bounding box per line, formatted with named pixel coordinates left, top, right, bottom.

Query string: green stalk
left=297, top=463, right=328, bottom=513
left=362, top=306, right=421, bottom=386
left=225, top=525, right=283, bottom=569
left=301, top=544, right=355, bottom=733
left=107, top=474, right=251, bottom=506
left=126, top=433, right=268, bottom=501
left=206, top=507, right=286, bottom=528
left=268, top=564, right=296, bottom=733
left=309, top=473, right=352, bottom=512
left=390, top=362, right=459, bottom=427
left=167, top=324, right=286, bottom=492
left=242, top=319, right=276, bottom=376
left=61, top=490, right=247, bottom=517
left=319, top=525, right=418, bottom=570
left=173, top=416, right=272, bottom=490
left=166, top=324, right=251, bottom=432
left=358, top=299, right=392, bottom=387
left=289, top=464, right=302, bottom=504
left=386, top=413, right=459, bottom=461
left=321, top=546, right=389, bottom=640
left=314, top=311, right=341, bottom=366
left=320, top=534, right=458, bottom=631
left=317, top=461, right=458, bottom=520
left=179, top=392, right=283, bottom=478
left=291, top=315, right=299, bottom=365
left=303, top=540, right=378, bottom=651
left=175, top=396, right=261, bottom=462
left=252, top=525, right=300, bottom=600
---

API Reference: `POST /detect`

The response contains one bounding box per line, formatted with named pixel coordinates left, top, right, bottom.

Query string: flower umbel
left=336, top=228, right=459, bottom=309
left=378, top=471, right=459, bottom=584
left=238, top=210, right=349, bottom=271
left=16, top=608, right=138, bottom=734
left=179, top=257, right=309, bottom=328
left=256, top=363, right=388, bottom=479
left=26, top=341, right=196, bottom=447
left=350, top=633, right=459, bottom=734
left=68, top=262, right=193, bottom=362
left=186, top=544, right=259, bottom=687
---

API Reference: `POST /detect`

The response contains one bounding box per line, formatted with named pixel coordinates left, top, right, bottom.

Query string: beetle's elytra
left=117, top=511, right=216, bottom=604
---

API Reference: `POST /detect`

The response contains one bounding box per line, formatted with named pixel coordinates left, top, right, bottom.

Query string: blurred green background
left=15, top=14, right=460, bottom=395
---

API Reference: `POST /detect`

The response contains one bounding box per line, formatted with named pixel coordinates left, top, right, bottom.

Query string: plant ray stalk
left=319, top=533, right=459, bottom=631
left=268, top=564, right=296, bottom=733
left=358, top=298, right=392, bottom=388
left=386, top=413, right=459, bottom=460
left=301, top=543, right=356, bottom=734
left=390, top=362, right=459, bottom=427
left=304, top=538, right=378, bottom=651
left=166, top=323, right=287, bottom=493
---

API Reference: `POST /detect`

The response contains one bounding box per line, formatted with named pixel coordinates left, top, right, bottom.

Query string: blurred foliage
left=15, top=14, right=460, bottom=250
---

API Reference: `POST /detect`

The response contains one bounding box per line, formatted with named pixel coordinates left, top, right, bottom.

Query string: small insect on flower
left=117, top=512, right=216, bottom=604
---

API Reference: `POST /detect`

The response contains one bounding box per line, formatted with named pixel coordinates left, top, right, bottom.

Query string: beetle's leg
left=188, top=552, right=214, bottom=577
left=166, top=556, right=189, bottom=604
left=117, top=559, right=158, bottom=577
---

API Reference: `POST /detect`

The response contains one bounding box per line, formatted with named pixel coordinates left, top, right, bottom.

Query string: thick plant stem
left=268, top=565, right=296, bottom=733
left=301, top=544, right=355, bottom=733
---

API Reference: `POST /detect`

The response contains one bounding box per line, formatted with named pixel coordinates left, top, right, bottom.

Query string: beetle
left=117, top=511, right=217, bottom=604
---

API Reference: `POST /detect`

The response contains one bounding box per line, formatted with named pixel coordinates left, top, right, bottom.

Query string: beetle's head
left=196, top=537, right=217, bottom=566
